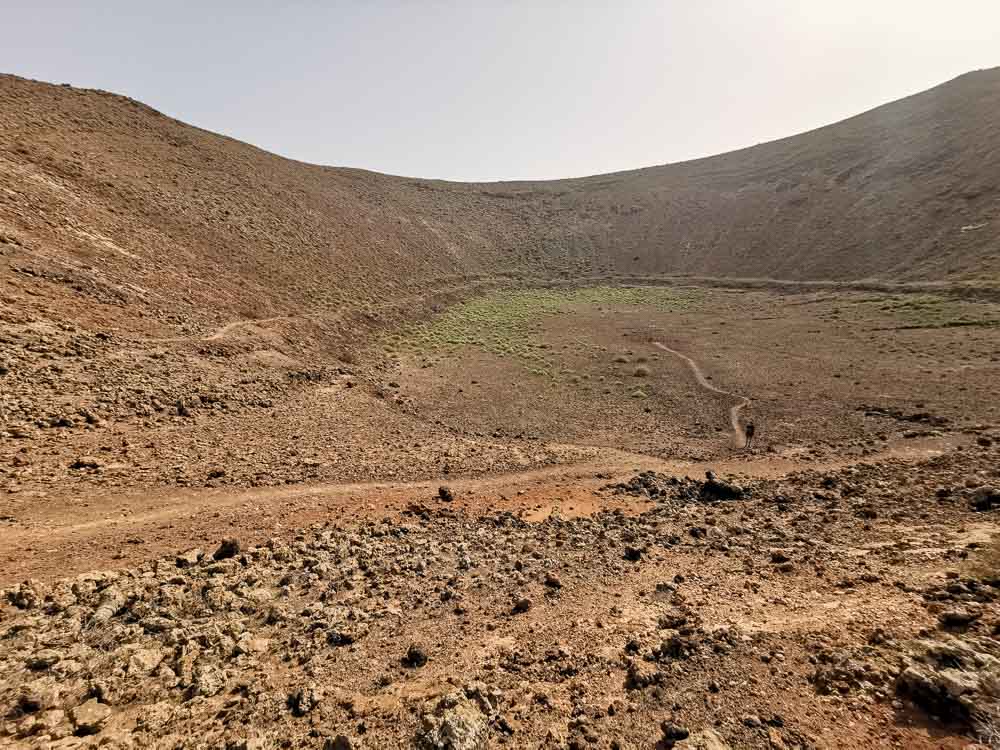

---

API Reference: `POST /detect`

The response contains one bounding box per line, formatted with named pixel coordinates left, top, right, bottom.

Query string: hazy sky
left=3, top=1, right=999, bottom=181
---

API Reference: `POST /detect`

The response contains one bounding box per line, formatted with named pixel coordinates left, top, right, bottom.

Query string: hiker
left=744, top=421, right=756, bottom=450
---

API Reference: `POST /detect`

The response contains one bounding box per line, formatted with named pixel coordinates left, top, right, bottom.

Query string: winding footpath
left=653, top=342, right=751, bottom=446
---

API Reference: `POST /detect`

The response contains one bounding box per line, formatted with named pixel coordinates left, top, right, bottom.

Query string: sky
left=3, top=1, right=999, bottom=181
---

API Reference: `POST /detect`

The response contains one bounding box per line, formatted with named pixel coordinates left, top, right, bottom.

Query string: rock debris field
left=2, top=441, right=999, bottom=749
left=4, top=67, right=1000, bottom=750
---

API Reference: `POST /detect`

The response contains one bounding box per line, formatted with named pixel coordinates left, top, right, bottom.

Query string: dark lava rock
left=403, top=644, right=428, bottom=668
left=938, top=608, right=983, bottom=630
left=213, top=538, right=241, bottom=560
left=661, top=722, right=689, bottom=742
left=699, top=471, right=745, bottom=501
left=512, top=597, right=532, bottom=614
left=288, top=685, right=320, bottom=717
left=69, top=456, right=102, bottom=470
left=970, top=486, right=999, bottom=512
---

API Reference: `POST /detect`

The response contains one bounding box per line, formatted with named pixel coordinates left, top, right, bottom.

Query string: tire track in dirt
left=653, top=341, right=751, bottom=446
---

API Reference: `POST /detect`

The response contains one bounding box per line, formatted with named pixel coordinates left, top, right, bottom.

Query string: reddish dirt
left=3, top=69, right=1000, bottom=749
left=0, top=434, right=970, bottom=588
left=2, top=440, right=998, bottom=749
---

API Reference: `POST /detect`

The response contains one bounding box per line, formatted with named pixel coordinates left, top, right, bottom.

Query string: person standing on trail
left=744, top=421, right=756, bottom=450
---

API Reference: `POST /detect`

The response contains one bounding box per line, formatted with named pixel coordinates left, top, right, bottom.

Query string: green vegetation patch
left=850, top=294, right=1000, bottom=328
left=395, top=286, right=703, bottom=377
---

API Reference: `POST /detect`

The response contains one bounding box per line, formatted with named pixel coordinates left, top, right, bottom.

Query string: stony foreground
left=2, top=443, right=999, bottom=749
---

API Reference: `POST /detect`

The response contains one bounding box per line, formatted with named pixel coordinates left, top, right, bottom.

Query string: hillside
left=2, top=67, right=1000, bottom=467
left=3, top=68, right=1000, bottom=750
left=2, top=68, right=1000, bottom=343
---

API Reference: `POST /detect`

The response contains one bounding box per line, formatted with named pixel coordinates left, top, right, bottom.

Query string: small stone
left=88, top=585, right=125, bottom=624
left=27, top=648, right=61, bottom=671
left=419, top=697, right=487, bottom=750
left=191, top=663, right=226, bottom=697
left=69, top=456, right=102, bottom=470
left=623, top=546, right=643, bottom=562
left=512, top=597, right=532, bottom=614
left=404, top=644, right=429, bottom=668
left=438, top=486, right=454, bottom=502
left=236, top=637, right=271, bottom=656
left=7, top=580, right=42, bottom=609
left=742, top=714, right=763, bottom=728
left=288, top=685, right=320, bottom=717
left=661, top=721, right=689, bottom=741
left=938, top=608, right=982, bottom=629
left=176, top=548, right=203, bottom=568
left=970, top=486, right=1000, bottom=512
left=213, top=538, right=241, bottom=560
left=70, top=699, right=111, bottom=735
left=327, top=624, right=367, bottom=646
left=544, top=572, right=562, bottom=589
left=128, top=648, right=164, bottom=675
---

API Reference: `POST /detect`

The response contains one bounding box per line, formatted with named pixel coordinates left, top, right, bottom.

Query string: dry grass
left=976, top=707, right=1000, bottom=750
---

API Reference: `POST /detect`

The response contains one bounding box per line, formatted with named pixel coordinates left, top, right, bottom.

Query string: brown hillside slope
left=1, top=68, right=999, bottom=342
left=559, top=67, right=1000, bottom=282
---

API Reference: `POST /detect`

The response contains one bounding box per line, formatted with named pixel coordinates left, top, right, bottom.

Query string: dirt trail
left=0, top=434, right=965, bottom=586
left=653, top=341, right=751, bottom=445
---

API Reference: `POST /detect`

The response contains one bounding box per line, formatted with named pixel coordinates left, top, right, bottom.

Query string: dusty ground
left=4, top=67, right=1000, bottom=750
left=2, top=287, right=1000, bottom=749
left=391, top=287, right=1000, bottom=461
left=4, top=286, right=998, bottom=504
left=1, top=441, right=999, bottom=749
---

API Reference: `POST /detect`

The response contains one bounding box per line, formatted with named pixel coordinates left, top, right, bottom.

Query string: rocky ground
left=4, top=285, right=999, bottom=503
left=2, top=284, right=998, bottom=750
left=4, top=65, right=1000, bottom=750
left=2, top=440, right=998, bottom=749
